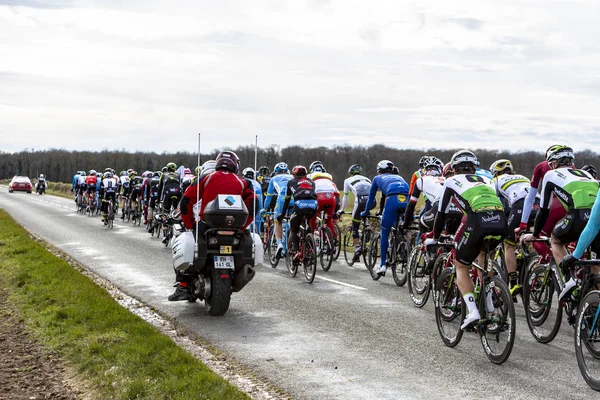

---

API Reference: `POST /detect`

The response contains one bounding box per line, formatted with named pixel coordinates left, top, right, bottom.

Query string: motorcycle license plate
left=214, top=255, right=234, bottom=269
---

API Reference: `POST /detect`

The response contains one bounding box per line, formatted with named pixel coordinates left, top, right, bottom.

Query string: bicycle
left=332, top=218, right=341, bottom=261
left=368, top=216, right=413, bottom=286
left=574, top=259, right=600, bottom=391
left=407, top=234, right=455, bottom=308
left=341, top=214, right=378, bottom=267
left=267, top=217, right=289, bottom=268
left=285, top=215, right=318, bottom=283
left=261, top=212, right=274, bottom=251
left=523, top=245, right=600, bottom=344
left=104, top=197, right=116, bottom=229
left=131, top=198, right=142, bottom=226
left=314, top=207, right=335, bottom=272
left=86, top=194, right=97, bottom=217
left=434, top=235, right=516, bottom=364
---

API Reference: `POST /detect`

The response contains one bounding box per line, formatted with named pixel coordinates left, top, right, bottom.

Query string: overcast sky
left=2, top=0, right=600, bottom=154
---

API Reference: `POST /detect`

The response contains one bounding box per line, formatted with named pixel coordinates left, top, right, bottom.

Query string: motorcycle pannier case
left=203, top=195, right=249, bottom=229
left=172, top=231, right=195, bottom=271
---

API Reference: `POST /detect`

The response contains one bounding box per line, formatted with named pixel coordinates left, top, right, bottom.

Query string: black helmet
left=215, top=151, right=240, bottom=173
left=258, top=166, right=270, bottom=176
left=348, top=164, right=363, bottom=176
left=582, top=164, right=597, bottom=179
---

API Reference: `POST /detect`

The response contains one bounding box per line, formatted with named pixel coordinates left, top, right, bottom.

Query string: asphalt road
left=0, top=189, right=593, bottom=399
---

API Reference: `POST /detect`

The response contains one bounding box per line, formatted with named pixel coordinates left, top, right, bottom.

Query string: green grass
left=0, top=210, right=249, bottom=400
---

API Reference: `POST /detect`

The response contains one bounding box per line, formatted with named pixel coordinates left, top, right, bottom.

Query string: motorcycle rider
left=173, top=151, right=256, bottom=301
left=36, top=174, right=46, bottom=193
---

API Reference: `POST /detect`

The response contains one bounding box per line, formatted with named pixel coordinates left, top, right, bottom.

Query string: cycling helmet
left=273, top=162, right=288, bottom=174
left=105, top=171, right=113, bottom=179
left=39, top=174, right=44, bottom=179
left=309, top=161, right=325, bottom=173
left=120, top=171, right=127, bottom=176
left=201, top=160, right=217, bottom=176
left=421, top=156, right=440, bottom=170
left=258, top=166, right=270, bottom=176
left=582, top=164, right=597, bottom=179
left=89, top=169, right=96, bottom=175
left=418, top=155, right=432, bottom=169
left=142, top=171, right=152, bottom=178
left=442, top=162, right=454, bottom=177
left=450, top=150, right=478, bottom=169
left=292, top=165, right=308, bottom=177
left=215, top=151, right=240, bottom=173
left=161, top=167, right=167, bottom=173
left=546, top=145, right=574, bottom=163
left=153, top=171, right=161, bottom=177
left=391, top=166, right=400, bottom=175
left=127, top=168, right=134, bottom=174
left=489, top=159, right=514, bottom=176
left=104, top=167, right=112, bottom=173
left=195, top=165, right=202, bottom=175
left=129, top=170, right=138, bottom=177
left=348, top=164, right=363, bottom=176
left=166, top=162, right=177, bottom=172
left=242, top=167, right=255, bottom=179
left=376, top=160, right=394, bottom=173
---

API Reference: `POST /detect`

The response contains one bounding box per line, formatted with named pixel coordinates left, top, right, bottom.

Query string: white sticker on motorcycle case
left=217, top=194, right=243, bottom=210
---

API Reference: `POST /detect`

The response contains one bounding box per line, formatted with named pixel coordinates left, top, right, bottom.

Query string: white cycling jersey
left=119, top=175, right=130, bottom=185
left=311, top=172, right=338, bottom=194
left=102, top=177, right=117, bottom=192
left=77, top=175, right=86, bottom=185
left=492, top=174, right=530, bottom=207
left=341, top=174, right=371, bottom=210
left=412, top=175, right=445, bottom=204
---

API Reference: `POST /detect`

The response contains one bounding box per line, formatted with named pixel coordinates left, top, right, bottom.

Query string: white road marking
left=58, top=242, right=81, bottom=246
left=314, top=275, right=367, bottom=290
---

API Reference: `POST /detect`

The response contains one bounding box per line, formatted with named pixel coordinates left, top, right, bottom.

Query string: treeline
left=2, top=146, right=599, bottom=188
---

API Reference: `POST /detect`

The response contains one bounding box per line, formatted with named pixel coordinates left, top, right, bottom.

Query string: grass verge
left=0, top=209, right=249, bottom=400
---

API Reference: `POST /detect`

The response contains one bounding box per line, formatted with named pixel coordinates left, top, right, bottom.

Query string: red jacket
left=181, top=171, right=256, bottom=229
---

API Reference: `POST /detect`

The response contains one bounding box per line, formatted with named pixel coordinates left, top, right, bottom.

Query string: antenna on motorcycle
left=195, top=132, right=201, bottom=246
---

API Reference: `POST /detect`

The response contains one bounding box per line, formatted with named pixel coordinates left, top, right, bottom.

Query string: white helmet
left=450, top=150, right=477, bottom=169
left=242, top=167, right=255, bottom=179
left=376, top=160, right=394, bottom=173
left=39, top=174, right=44, bottom=179
left=200, top=160, right=217, bottom=177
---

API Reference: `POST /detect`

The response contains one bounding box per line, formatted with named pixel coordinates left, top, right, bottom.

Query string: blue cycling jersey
left=364, top=174, right=409, bottom=212
left=72, top=174, right=80, bottom=191
left=476, top=168, right=494, bottom=180
left=264, top=173, right=292, bottom=210
left=249, top=179, right=264, bottom=211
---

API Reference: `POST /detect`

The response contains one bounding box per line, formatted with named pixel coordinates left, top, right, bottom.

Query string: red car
left=8, top=176, right=32, bottom=193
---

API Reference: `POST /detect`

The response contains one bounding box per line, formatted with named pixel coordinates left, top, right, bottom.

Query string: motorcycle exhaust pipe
left=233, top=264, right=255, bottom=292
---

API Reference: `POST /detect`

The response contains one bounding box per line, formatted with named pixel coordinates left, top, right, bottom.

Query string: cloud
left=1, top=0, right=600, bottom=154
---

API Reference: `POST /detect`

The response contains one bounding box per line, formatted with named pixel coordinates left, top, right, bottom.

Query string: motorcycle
left=171, top=194, right=261, bottom=316
left=36, top=181, right=46, bottom=195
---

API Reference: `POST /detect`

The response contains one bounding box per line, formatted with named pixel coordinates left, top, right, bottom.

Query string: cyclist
left=361, top=160, right=410, bottom=276
left=85, top=170, right=98, bottom=208
left=141, top=171, right=153, bottom=224
left=118, top=171, right=130, bottom=220
left=425, top=150, right=506, bottom=329
left=308, top=161, right=340, bottom=247
left=520, top=146, right=599, bottom=301
left=128, top=171, right=144, bottom=221
left=340, top=164, right=374, bottom=255
left=146, top=171, right=162, bottom=234
left=71, top=170, right=83, bottom=194
left=277, top=165, right=318, bottom=263
left=403, top=156, right=461, bottom=235
left=258, top=166, right=271, bottom=197
left=408, top=156, right=429, bottom=197
left=243, top=167, right=264, bottom=235
left=175, top=151, right=256, bottom=301
left=100, top=171, right=118, bottom=224
left=36, top=174, right=46, bottom=193
left=262, top=162, right=293, bottom=259
left=181, top=167, right=195, bottom=193
left=76, top=171, right=87, bottom=208
left=517, top=144, right=568, bottom=259
left=489, top=159, right=531, bottom=297
left=159, top=162, right=182, bottom=215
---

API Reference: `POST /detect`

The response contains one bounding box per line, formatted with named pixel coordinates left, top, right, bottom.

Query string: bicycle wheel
left=285, top=234, right=297, bottom=277
left=125, top=206, right=131, bottom=222
left=575, top=290, right=600, bottom=391
left=319, top=227, right=334, bottom=271
left=435, top=267, right=464, bottom=347
left=342, top=227, right=356, bottom=266
left=367, top=233, right=381, bottom=280
left=333, top=223, right=341, bottom=261
left=408, top=247, right=431, bottom=307
left=267, top=229, right=280, bottom=268
left=362, top=227, right=374, bottom=266
left=490, top=259, right=508, bottom=284
left=479, top=276, right=516, bottom=364
left=304, top=233, right=317, bottom=283
left=135, top=206, right=141, bottom=226
left=392, top=236, right=410, bottom=287
left=523, top=264, right=562, bottom=343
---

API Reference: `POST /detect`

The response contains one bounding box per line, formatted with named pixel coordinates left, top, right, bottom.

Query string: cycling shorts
left=553, top=208, right=592, bottom=245
left=454, top=211, right=506, bottom=265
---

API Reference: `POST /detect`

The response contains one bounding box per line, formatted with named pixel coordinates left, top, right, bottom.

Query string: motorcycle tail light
left=217, top=231, right=235, bottom=236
